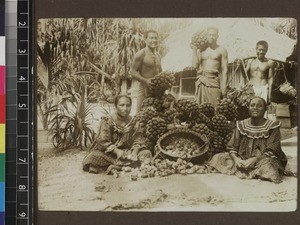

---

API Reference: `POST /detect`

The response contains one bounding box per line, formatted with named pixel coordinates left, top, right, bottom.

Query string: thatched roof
left=162, top=18, right=296, bottom=71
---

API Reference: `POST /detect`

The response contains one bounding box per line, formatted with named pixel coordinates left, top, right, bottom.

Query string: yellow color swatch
left=0, top=124, right=5, bottom=153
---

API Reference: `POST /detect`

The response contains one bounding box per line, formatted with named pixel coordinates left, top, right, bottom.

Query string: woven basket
left=271, top=83, right=297, bottom=103
left=155, top=129, right=209, bottom=164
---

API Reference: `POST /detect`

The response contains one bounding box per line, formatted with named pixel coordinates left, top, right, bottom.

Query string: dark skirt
left=209, top=153, right=285, bottom=183
left=82, top=151, right=116, bottom=172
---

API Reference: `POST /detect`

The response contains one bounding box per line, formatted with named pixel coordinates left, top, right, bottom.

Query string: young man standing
left=192, top=26, right=228, bottom=107
left=130, top=30, right=162, bottom=113
left=246, top=40, right=275, bottom=104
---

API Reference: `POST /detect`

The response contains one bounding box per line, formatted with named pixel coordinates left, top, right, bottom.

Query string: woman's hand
left=113, top=148, right=124, bottom=160
left=230, top=153, right=244, bottom=168
left=126, top=148, right=139, bottom=161
left=234, top=157, right=245, bottom=169
left=243, top=157, right=258, bottom=170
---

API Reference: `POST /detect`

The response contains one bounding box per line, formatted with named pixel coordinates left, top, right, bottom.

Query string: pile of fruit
left=163, top=138, right=203, bottom=159
left=136, top=67, right=245, bottom=161
left=138, top=94, right=237, bottom=156
left=151, top=158, right=207, bottom=176
left=113, top=158, right=210, bottom=180
left=191, top=30, right=208, bottom=51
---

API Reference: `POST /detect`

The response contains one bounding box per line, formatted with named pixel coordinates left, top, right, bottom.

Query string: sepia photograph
left=36, top=18, right=297, bottom=211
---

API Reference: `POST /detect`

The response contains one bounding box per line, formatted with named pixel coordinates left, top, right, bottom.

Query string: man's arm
left=220, top=47, right=228, bottom=95
left=158, top=54, right=163, bottom=73
left=130, top=50, right=148, bottom=86
left=267, top=60, right=275, bottom=103
left=191, top=44, right=200, bottom=68
left=245, top=58, right=252, bottom=74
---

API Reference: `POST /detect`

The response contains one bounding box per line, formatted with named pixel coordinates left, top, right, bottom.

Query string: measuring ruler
left=5, top=0, right=33, bottom=224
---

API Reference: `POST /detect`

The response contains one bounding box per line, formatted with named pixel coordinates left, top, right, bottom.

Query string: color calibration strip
left=0, top=0, right=5, bottom=224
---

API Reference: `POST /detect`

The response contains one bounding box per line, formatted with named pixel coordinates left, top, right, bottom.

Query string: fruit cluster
left=137, top=107, right=159, bottom=128
left=174, top=99, right=199, bottom=122
left=141, top=97, right=163, bottom=111
left=191, top=30, right=208, bottom=51
left=211, top=114, right=233, bottom=137
left=191, top=123, right=212, bottom=137
left=199, top=102, right=215, bottom=118
left=161, top=108, right=177, bottom=124
left=147, top=71, right=175, bottom=98
left=209, top=132, right=224, bottom=153
left=145, top=117, right=168, bottom=142
left=216, top=98, right=238, bottom=121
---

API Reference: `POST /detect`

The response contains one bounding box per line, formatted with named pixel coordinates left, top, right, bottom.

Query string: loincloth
left=252, top=84, right=268, bottom=102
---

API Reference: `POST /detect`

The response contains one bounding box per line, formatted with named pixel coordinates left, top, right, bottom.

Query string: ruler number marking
left=18, top=21, right=27, bottom=27
left=18, top=185, right=27, bottom=190
left=18, top=49, right=27, bottom=54
left=19, top=212, right=27, bottom=217
left=19, top=158, right=26, bottom=163
left=19, top=76, right=26, bottom=81
left=18, top=103, right=27, bottom=108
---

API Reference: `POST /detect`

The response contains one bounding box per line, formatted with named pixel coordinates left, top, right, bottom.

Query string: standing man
left=192, top=26, right=228, bottom=107
left=245, top=40, right=275, bottom=104
left=130, top=30, right=162, bottom=113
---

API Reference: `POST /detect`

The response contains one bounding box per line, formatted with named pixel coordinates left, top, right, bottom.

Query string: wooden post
left=121, top=78, right=127, bottom=94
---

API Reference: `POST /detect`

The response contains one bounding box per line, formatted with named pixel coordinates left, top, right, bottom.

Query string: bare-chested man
left=246, top=40, right=275, bottom=104
left=192, top=26, right=228, bottom=107
left=130, top=30, right=162, bottom=112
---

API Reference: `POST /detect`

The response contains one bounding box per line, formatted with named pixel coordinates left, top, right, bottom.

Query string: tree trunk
left=121, top=79, right=127, bottom=94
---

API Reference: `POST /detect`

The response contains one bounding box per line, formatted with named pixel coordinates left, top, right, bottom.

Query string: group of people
left=82, top=26, right=289, bottom=183
left=131, top=26, right=275, bottom=109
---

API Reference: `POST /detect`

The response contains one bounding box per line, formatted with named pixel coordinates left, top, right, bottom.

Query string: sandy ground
left=37, top=129, right=298, bottom=212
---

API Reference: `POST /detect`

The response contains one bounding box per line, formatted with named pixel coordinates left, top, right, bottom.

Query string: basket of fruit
left=155, top=128, right=209, bottom=164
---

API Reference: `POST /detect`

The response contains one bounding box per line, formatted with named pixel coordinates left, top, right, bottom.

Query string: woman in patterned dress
left=209, top=96, right=287, bottom=183
left=82, top=95, right=151, bottom=174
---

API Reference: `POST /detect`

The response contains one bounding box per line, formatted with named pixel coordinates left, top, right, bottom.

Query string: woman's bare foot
left=89, top=166, right=99, bottom=174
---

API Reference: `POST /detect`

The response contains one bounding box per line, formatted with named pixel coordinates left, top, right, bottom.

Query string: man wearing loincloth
left=245, top=40, right=275, bottom=104
left=130, top=30, right=162, bottom=113
left=192, top=26, right=228, bottom=107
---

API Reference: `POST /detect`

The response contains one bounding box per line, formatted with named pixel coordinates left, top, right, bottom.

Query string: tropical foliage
left=49, top=86, right=96, bottom=150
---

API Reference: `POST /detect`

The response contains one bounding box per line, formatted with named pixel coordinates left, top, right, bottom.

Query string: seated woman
left=209, top=96, right=288, bottom=183
left=82, top=94, right=152, bottom=174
